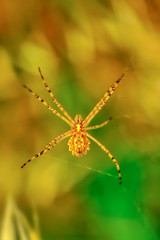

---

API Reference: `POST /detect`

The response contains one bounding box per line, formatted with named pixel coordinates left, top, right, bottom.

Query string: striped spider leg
left=21, top=68, right=74, bottom=168
left=83, top=73, right=125, bottom=184
left=21, top=68, right=124, bottom=184
left=21, top=130, right=72, bottom=168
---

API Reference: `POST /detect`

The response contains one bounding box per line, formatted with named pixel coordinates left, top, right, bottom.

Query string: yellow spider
left=21, top=68, right=125, bottom=184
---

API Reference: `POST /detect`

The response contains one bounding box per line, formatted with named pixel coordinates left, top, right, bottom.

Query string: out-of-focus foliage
left=1, top=197, right=41, bottom=240
left=0, top=0, right=160, bottom=239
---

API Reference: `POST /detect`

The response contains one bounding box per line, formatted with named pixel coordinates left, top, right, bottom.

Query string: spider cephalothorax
left=21, top=68, right=125, bottom=184
left=68, top=114, right=90, bottom=157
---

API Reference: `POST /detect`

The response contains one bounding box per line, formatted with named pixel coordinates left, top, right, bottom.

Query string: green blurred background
left=0, top=0, right=160, bottom=239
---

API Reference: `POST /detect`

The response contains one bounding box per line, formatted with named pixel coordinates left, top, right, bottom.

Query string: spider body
left=68, top=115, right=90, bottom=157
left=21, top=68, right=125, bottom=184
left=68, top=133, right=90, bottom=157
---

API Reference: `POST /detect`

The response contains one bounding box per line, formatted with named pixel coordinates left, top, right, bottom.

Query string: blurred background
left=0, top=0, right=160, bottom=239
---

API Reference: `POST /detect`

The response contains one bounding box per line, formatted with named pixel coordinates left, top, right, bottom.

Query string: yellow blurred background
left=0, top=0, right=160, bottom=239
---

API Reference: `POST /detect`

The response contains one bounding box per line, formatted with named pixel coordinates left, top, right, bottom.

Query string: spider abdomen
left=68, top=134, right=90, bottom=157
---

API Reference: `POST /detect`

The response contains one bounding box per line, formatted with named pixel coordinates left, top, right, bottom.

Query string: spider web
left=62, top=159, right=158, bottom=240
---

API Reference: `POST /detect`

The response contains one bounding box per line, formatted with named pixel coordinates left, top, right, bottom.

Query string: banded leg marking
left=21, top=130, right=72, bottom=168
left=86, top=133, right=122, bottom=184
left=23, top=84, right=72, bottom=127
left=86, top=117, right=112, bottom=131
left=38, top=67, right=74, bottom=124
left=84, top=73, right=125, bottom=127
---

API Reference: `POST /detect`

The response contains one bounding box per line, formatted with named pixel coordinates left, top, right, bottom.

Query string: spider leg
left=23, top=84, right=73, bottom=127
left=21, top=130, right=72, bottom=168
left=38, top=67, right=74, bottom=124
left=86, top=132, right=122, bottom=184
left=86, top=117, right=112, bottom=131
left=83, top=73, right=125, bottom=127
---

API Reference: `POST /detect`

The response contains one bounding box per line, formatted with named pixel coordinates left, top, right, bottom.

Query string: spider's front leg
left=86, top=132, right=122, bottom=184
left=21, top=130, right=72, bottom=168
left=83, top=72, right=125, bottom=127
left=38, top=67, right=74, bottom=124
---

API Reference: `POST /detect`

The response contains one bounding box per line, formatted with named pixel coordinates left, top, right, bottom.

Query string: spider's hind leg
left=86, top=132, right=122, bottom=184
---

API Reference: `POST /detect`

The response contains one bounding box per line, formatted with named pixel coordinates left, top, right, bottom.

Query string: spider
left=21, top=68, right=125, bottom=184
